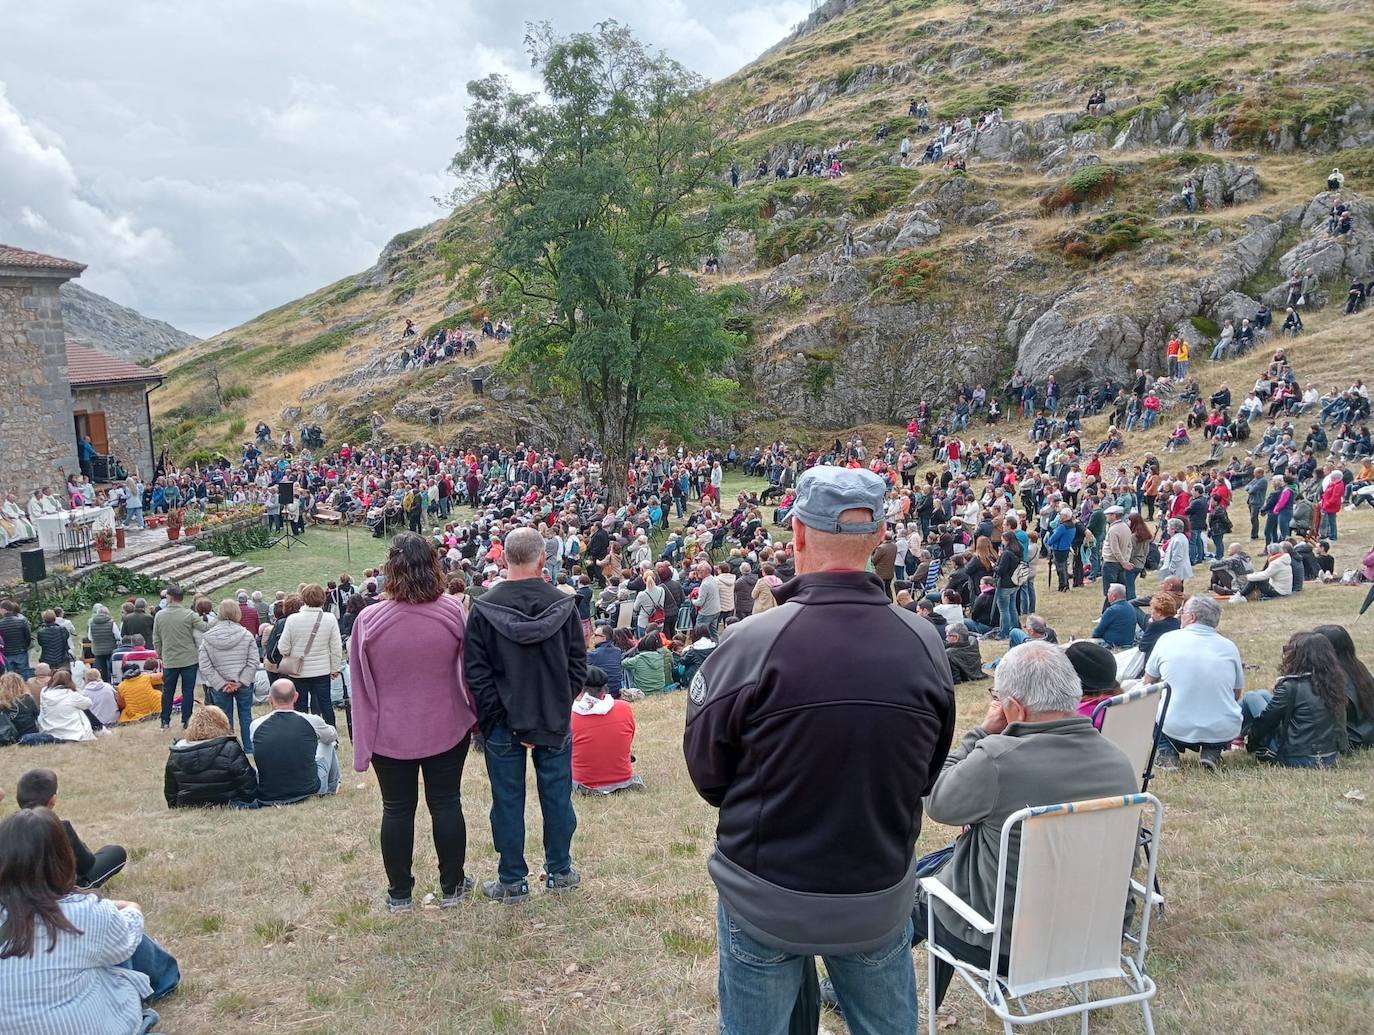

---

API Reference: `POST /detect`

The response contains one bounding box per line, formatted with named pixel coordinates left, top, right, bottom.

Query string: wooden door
left=75, top=410, right=109, bottom=454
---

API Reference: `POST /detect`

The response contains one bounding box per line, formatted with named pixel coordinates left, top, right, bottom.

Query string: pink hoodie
left=348, top=594, right=477, bottom=770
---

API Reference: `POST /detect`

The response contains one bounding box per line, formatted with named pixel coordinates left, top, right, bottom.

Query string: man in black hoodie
left=465, top=527, right=588, bottom=903
left=684, top=466, right=955, bottom=1033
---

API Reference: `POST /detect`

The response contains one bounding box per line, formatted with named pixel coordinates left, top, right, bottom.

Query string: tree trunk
left=602, top=446, right=628, bottom=508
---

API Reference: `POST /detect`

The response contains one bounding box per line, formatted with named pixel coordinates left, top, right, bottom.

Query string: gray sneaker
left=385, top=895, right=412, bottom=914
left=1199, top=746, right=1223, bottom=773
left=481, top=878, right=530, bottom=904
left=440, top=876, right=477, bottom=908
left=545, top=868, right=582, bottom=894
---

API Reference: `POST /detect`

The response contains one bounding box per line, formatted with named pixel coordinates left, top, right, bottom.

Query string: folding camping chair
left=921, top=793, right=1163, bottom=1035
left=1094, top=683, right=1172, bottom=921
left=1093, top=682, right=1172, bottom=793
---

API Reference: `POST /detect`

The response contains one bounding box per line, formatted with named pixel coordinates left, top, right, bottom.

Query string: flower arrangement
left=166, top=508, right=185, bottom=531
left=93, top=527, right=117, bottom=552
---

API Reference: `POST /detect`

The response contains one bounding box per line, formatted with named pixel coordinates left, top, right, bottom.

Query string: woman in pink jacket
left=349, top=532, right=477, bottom=913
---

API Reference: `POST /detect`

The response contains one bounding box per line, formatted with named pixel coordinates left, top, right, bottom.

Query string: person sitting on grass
left=164, top=705, right=259, bottom=808
left=21, top=670, right=94, bottom=745
left=1136, top=592, right=1181, bottom=664
left=1241, top=631, right=1349, bottom=768
left=0, top=807, right=180, bottom=1035
left=16, top=767, right=128, bottom=889
left=571, top=666, right=644, bottom=796
left=1243, top=541, right=1293, bottom=599
left=249, top=678, right=339, bottom=805
left=585, top=623, right=624, bottom=699
left=116, top=661, right=162, bottom=724
left=1065, top=641, right=1121, bottom=728
left=944, top=622, right=985, bottom=683
left=1144, top=595, right=1244, bottom=772
left=0, top=671, right=40, bottom=742
left=1091, top=583, right=1140, bottom=648
left=675, top=623, right=717, bottom=690
left=81, top=671, right=119, bottom=731
left=621, top=630, right=672, bottom=694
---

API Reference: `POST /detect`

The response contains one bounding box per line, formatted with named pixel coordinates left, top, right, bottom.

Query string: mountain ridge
left=60, top=282, right=199, bottom=362
left=152, top=0, right=1374, bottom=459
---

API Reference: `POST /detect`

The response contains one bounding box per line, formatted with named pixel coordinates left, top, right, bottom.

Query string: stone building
left=0, top=245, right=162, bottom=502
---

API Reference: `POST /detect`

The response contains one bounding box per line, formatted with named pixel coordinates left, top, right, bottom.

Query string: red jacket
left=1321, top=479, right=1345, bottom=514
left=571, top=698, right=636, bottom=788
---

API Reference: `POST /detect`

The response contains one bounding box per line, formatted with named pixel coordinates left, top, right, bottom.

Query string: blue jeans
left=994, top=587, right=1018, bottom=639
left=1277, top=509, right=1292, bottom=539
left=1321, top=510, right=1338, bottom=540
left=160, top=664, right=198, bottom=727
left=211, top=686, right=255, bottom=753
left=121, top=933, right=181, bottom=1000
left=716, top=901, right=917, bottom=1035
left=1141, top=409, right=1156, bottom=430
left=5, top=654, right=33, bottom=678
left=1189, top=530, right=1205, bottom=563
left=483, top=724, right=577, bottom=885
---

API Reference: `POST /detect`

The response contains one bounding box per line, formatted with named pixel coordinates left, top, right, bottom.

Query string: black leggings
left=371, top=738, right=471, bottom=899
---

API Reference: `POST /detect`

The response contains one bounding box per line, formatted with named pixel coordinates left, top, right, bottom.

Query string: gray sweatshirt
left=924, top=717, right=1138, bottom=953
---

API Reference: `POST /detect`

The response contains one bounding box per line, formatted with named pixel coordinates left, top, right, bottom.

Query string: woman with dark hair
left=1314, top=624, right=1374, bottom=749
left=992, top=530, right=1023, bottom=640
left=1241, top=631, right=1349, bottom=767
left=340, top=593, right=370, bottom=643
left=676, top=624, right=718, bottom=689
left=349, top=531, right=478, bottom=913
left=0, top=807, right=177, bottom=1034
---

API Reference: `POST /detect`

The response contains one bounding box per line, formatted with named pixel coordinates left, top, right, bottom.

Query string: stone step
left=143, top=551, right=228, bottom=584
left=195, top=564, right=264, bottom=595
left=120, top=544, right=202, bottom=574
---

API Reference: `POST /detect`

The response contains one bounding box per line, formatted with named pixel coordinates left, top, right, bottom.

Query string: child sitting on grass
left=570, top=666, right=644, bottom=795
left=15, top=767, right=127, bottom=889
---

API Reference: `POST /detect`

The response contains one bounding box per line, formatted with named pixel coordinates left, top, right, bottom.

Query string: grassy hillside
left=154, top=0, right=1374, bottom=456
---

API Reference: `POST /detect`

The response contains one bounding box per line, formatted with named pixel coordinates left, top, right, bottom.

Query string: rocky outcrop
left=59, top=283, right=198, bottom=361
left=1016, top=306, right=1144, bottom=383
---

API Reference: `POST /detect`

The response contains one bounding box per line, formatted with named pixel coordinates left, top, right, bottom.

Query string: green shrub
left=1190, top=315, right=1221, bottom=338
left=934, top=83, right=1020, bottom=120
left=226, top=417, right=247, bottom=438
left=757, top=217, right=832, bottom=265
left=1056, top=212, right=1154, bottom=263
left=1039, top=165, right=1119, bottom=214
left=204, top=523, right=275, bottom=557
left=261, top=321, right=368, bottom=374
left=222, top=384, right=252, bottom=403
left=19, top=566, right=164, bottom=626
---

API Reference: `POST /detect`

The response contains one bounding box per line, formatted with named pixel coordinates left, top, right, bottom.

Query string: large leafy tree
left=448, top=22, right=748, bottom=504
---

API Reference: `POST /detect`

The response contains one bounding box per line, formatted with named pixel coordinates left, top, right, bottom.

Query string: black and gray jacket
left=683, top=570, right=955, bottom=955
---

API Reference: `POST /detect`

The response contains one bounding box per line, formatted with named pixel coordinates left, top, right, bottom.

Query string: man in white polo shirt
left=1143, top=595, right=1244, bottom=772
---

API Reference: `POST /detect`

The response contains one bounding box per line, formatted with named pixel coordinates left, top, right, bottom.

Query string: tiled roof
left=0, top=244, right=87, bottom=274
left=65, top=342, right=163, bottom=386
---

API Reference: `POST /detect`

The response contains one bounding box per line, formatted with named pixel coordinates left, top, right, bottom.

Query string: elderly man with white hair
left=914, top=640, right=1139, bottom=1011
left=1144, top=595, right=1245, bottom=771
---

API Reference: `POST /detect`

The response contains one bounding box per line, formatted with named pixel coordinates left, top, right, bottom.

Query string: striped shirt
left=0, top=894, right=150, bottom=1035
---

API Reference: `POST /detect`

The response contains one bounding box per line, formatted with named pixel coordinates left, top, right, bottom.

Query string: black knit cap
left=1064, top=641, right=1119, bottom=693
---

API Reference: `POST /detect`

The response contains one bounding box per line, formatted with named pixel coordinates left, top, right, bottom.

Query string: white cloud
left=0, top=1, right=798, bottom=336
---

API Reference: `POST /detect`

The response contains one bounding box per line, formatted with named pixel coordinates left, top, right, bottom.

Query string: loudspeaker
left=20, top=548, right=46, bottom=583
left=471, top=376, right=484, bottom=396
left=91, top=455, right=111, bottom=482
left=278, top=482, right=295, bottom=508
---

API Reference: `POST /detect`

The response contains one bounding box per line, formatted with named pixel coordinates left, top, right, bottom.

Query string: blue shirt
left=1092, top=599, right=1140, bottom=647
left=587, top=642, right=624, bottom=696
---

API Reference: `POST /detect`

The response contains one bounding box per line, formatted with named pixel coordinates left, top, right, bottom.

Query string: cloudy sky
left=0, top=0, right=806, bottom=337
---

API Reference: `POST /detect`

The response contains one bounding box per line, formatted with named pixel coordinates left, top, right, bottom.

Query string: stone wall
left=0, top=280, right=77, bottom=501
left=71, top=382, right=155, bottom=480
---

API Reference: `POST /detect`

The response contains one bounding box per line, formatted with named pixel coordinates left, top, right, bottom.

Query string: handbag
left=277, top=611, right=323, bottom=678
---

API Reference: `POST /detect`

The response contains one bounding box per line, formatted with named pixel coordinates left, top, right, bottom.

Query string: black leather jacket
left=1247, top=675, right=1349, bottom=763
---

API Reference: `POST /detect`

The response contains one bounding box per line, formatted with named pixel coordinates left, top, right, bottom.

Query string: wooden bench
left=313, top=508, right=344, bottom=526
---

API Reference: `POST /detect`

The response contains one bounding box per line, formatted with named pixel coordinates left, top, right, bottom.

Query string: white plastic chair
left=1093, top=682, right=1172, bottom=792
left=921, top=793, right=1162, bottom=1034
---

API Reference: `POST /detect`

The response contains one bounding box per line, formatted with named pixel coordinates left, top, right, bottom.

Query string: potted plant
left=184, top=506, right=203, bottom=537
left=166, top=508, right=184, bottom=541
left=93, top=527, right=117, bottom=563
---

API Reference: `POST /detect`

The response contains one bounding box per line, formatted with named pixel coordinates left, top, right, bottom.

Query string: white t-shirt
left=934, top=603, right=965, bottom=626
left=1146, top=623, right=1244, bottom=744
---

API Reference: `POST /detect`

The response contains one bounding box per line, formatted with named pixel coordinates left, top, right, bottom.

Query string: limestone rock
left=1016, top=306, right=1143, bottom=382
left=1209, top=291, right=1262, bottom=329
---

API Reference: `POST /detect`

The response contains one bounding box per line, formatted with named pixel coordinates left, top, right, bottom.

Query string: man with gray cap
left=685, top=465, right=956, bottom=1033
left=1099, top=504, right=1135, bottom=599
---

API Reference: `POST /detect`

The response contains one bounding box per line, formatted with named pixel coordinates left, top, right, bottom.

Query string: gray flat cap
left=791, top=466, right=886, bottom=534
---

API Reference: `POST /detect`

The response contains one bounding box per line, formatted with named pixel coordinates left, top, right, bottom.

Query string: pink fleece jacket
left=348, top=595, right=477, bottom=771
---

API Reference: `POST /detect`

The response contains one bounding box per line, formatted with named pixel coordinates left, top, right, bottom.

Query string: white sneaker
left=1229, top=593, right=1246, bottom=603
